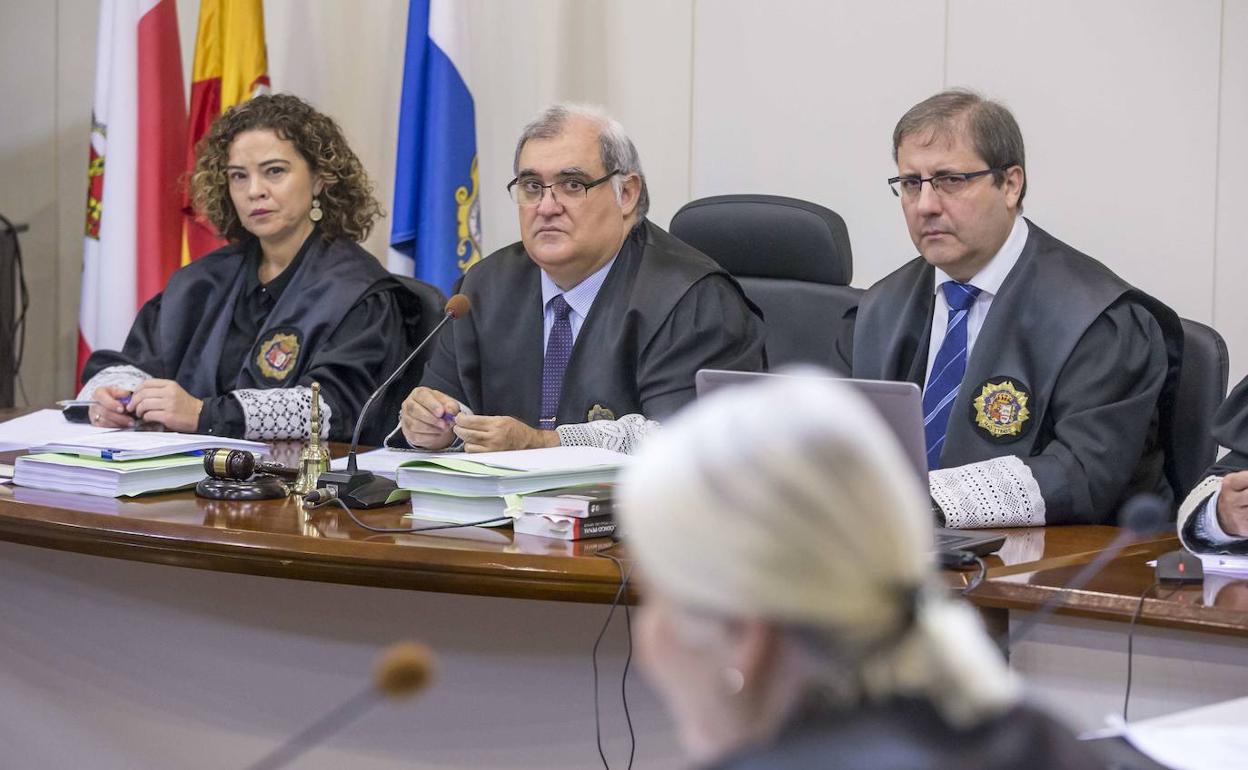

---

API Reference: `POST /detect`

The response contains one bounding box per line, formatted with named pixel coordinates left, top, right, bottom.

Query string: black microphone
left=1008, top=493, right=1171, bottom=646
left=313, top=293, right=471, bottom=509
left=245, top=642, right=435, bottom=770
left=302, top=486, right=337, bottom=505
left=202, top=448, right=297, bottom=481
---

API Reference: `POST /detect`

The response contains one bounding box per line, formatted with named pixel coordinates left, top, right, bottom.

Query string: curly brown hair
left=190, top=93, right=383, bottom=243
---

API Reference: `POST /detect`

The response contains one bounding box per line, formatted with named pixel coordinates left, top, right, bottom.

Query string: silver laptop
left=694, top=369, right=1005, bottom=557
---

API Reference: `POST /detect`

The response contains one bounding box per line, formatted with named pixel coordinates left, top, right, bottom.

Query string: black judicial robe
left=1181, top=375, right=1248, bottom=553
left=419, top=220, right=767, bottom=426
left=81, top=235, right=423, bottom=444
left=711, top=698, right=1106, bottom=770
left=845, top=221, right=1182, bottom=525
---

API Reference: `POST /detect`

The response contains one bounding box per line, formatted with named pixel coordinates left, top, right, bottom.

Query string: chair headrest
left=669, top=194, right=853, bottom=285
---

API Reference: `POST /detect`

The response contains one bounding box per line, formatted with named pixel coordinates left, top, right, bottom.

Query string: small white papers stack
left=0, top=409, right=118, bottom=452
left=31, top=432, right=266, bottom=460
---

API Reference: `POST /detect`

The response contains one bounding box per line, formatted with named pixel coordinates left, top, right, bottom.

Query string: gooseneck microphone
left=246, top=642, right=435, bottom=770
left=313, top=293, right=470, bottom=509
left=1008, top=493, right=1171, bottom=646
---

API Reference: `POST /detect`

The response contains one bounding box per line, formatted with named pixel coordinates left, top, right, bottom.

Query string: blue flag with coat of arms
left=389, top=0, right=481, bottom=294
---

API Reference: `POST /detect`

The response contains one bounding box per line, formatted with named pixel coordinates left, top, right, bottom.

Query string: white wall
left=2, top=0, right=1246, bottom=399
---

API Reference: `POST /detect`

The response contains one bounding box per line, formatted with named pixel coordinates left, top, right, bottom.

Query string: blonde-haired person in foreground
left=617, top=373, right=1104, bottom=769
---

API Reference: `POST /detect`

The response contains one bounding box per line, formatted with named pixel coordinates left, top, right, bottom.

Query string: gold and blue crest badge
left=970, top=377, right=1032, bottom=442
left=255, top=328, right=302, bottom=383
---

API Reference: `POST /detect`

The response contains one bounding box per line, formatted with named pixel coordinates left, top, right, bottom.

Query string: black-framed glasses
left=507, top=170, right=620, bottom=206
left=887, top=168, right=1002, bottom=199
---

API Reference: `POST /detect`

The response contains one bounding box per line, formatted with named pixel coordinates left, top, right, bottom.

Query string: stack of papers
left=407, top=490, right=519, bottom=527
left=31, top=432, right=266, bottom=460
left=328, top=447, right=435, bottom=480
left=0, top=409, right=118, bottom=452
left=1085, top=696, right=1248, bottom=770
left=1, top=417, right=269, bottom=498
left=397, top=446, right=627, bottom=496
left=360, top=447, right=628, bottom=528
left=14, top=453, right=207, bottom=497
left=327, top=447, right=627, bottom=528
left=1199, top=553, right=1248, bottom=577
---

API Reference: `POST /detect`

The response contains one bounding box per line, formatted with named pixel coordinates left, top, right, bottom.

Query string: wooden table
left=1, top=434, right=1244, bottom=764
left=966, top=531, right=1248, bottom=731
left=0, top=440, right=675, bottom=769
left=0, top=459, right=1177, bottom=605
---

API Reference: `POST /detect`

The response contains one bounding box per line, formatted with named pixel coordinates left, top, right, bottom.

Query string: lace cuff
left=77, top=365, right=151, bottom=399
left=1177, top=474, right=1225, bottom=550
left=556, top=414, right=659, bottom=455
left=929, top=455, right=1045, bottom=529
left=231, top=387, right=332, bottom=441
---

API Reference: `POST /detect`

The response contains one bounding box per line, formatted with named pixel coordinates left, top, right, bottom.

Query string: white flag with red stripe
left=79, top=0, right=187, bottom=386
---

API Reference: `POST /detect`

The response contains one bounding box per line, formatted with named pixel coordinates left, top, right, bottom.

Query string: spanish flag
left=79, top=0, right=188, bottom=385
left=182, top=0, right=269, bottom=264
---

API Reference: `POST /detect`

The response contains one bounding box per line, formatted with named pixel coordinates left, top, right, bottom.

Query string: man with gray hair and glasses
left=392, top=103, right=765, bottom=453
left=841, top=89, right=1182, bottom=528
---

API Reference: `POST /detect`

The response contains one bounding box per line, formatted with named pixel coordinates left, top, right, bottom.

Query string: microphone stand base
left=315, top=469, right=403, bottom=509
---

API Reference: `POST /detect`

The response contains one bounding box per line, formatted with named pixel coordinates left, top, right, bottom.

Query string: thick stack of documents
left=11, top=431, right=266, bottom=498
left=396, top=447, right=627, bottom=495
left=357, top=446, right=627, bottom=527
left=14, top=453, right=208, bottom=497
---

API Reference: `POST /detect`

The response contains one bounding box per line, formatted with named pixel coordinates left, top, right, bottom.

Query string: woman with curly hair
left=78, top=94, right=424, bottom=442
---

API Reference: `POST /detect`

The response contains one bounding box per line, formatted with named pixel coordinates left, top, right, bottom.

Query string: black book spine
left=586, top=500, right=614, bottom=517
left=576, top=516, right=617, bottom=538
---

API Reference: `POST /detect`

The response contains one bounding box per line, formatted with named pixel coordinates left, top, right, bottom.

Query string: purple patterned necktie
left=540, top=294, right=573, bottom=430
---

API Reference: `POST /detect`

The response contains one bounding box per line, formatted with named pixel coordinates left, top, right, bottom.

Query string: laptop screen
left=694, top=370, right=927, bottom=482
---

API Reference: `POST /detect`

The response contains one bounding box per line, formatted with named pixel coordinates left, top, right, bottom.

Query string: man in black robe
left=841, top=90, right=1182, bottom=527
left=395, top=104, right=766, bottom=453
left=1178, top=375, right=1248, bottom=553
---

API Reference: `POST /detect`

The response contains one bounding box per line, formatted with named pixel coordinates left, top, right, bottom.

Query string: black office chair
left=395, top=274, right=449, bottom=347
left=669, top=194, right=861, bottom=372
left=362, top=275, right=447, bottom=445
left=1168, top=318, right=1229, bottom=497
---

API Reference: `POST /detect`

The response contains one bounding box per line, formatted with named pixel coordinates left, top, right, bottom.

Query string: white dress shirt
left=924, top=216, right=1030, bottom=382
left=1198, top=488, right=1243, bottom=546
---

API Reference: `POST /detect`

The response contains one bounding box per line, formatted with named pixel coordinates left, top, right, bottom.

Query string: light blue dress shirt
left=539, top=256, right=617, bottom=349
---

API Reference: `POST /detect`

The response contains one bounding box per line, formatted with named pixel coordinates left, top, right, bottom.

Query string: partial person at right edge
left=1178, top=375, right=1248, bottom=553
left=840, top=89, right=1182, bottom=529
left=390, top=103, right=766, bottom=454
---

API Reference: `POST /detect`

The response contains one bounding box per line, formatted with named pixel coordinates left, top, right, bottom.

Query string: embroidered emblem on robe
left=255, top=330, right=301, bottom=382
left=587, top=404, right=615, bottom=421
left=971, top=378, right=1031, bottom=441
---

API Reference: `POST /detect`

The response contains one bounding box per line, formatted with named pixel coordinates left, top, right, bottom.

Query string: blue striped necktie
left=923, top=281, right=982, bottom=470
left=540, top=294, right=573, bottom=431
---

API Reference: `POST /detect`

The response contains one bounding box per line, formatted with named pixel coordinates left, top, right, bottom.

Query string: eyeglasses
left=507, top=170, right=620, bottom=206
left=887, top=168, right=1002, bottom=199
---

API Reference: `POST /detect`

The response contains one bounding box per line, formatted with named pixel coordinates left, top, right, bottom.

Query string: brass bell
left=293, top=382, right=331, bottom=496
